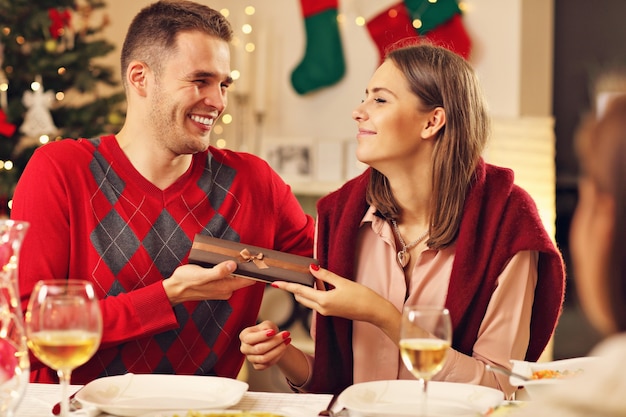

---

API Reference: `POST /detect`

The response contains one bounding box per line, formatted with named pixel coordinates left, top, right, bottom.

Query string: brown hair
left=367, top=43, right=490, bottom=248
left=575, top=94, right=626, bottom=331
left=120, top=0, right=233, bottom=87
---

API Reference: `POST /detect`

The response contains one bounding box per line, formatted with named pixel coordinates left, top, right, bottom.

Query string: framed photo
left=262, top=138, right=314, bottom=183
left=315, top=139, right=343, bottom=183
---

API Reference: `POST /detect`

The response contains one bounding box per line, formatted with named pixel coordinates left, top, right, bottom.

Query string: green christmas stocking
left=291, top=0, right=345, bottom=95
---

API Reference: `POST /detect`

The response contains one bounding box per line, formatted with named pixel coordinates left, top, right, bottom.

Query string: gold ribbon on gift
left=191, top=241, right=310, bottom=274
left=238, top=248, right=269, bottom=269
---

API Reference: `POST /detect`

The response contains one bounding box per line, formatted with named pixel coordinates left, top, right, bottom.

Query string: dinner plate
left=137, top=411, right=284, bottom=417
left=337, top=380, right=504, bottom=417
left=75, top=373, right=249, bottom=417
left=509, top=356, right=598, bottom=399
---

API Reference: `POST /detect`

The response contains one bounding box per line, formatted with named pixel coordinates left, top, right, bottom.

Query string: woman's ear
left=126, top=61, right=150, bottom=97
left=422, top=107, right=446, bottom=139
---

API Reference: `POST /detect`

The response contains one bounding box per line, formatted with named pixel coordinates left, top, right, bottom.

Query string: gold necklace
left=390, top=219, right=428, bottom=268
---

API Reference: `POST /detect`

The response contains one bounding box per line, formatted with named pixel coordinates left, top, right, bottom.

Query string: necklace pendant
left=397, top=250, right=410, bottom=268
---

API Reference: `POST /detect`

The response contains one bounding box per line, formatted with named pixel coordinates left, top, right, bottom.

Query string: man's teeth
left=190, top=115, right=214, bottom=126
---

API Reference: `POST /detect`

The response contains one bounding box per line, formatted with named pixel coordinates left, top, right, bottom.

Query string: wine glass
left=399, top=306, right=452, bottom=416
left=25, top=280, right=102, bottom=417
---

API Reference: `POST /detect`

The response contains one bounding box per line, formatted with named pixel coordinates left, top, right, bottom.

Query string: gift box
left=188, top=234, right=316, bottom=286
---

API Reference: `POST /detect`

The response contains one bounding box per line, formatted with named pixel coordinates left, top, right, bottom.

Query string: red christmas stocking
left=291, top=0, right=346, bottom=95
left=360, top=0, right=471, bottom=64
left=403, top=0, right=471, bottom=59
left=360, top=1, right=419, bottom=64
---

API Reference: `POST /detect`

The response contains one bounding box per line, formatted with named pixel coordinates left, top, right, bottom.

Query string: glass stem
left=421, top=378, right=429, bottom=417
left=57, top=369, right=72, bottom=417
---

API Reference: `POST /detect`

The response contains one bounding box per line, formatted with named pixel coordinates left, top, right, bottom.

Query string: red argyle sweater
left=11, top=135, right=314, bottom=384
left=309, top=160, right=566, bottom=394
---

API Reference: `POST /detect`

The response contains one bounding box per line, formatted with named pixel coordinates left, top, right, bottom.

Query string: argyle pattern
left=85, top=137, right=245, bottom=377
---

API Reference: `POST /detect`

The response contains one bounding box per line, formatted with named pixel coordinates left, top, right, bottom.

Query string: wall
left=102, top=0, right=553, bottom=134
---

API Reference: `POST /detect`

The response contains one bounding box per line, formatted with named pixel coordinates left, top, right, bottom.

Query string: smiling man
left=11, top=0, right=314, bottom=385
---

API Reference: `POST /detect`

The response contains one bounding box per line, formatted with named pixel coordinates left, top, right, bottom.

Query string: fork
left=318, top=393, right=339, bottom=417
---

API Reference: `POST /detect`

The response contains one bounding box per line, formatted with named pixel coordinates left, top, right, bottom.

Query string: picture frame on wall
left=262, top=138, right=314, bottom=183
left=314, top=139, right=343, bottom=183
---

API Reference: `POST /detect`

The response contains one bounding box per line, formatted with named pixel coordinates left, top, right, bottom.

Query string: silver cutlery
left=318, top=393, right=339, bottom=417
left=486, top=364, right=532, bottom=381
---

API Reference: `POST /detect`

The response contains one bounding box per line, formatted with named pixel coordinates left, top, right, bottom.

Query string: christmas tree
left=0, top=0, right=125, bottom=214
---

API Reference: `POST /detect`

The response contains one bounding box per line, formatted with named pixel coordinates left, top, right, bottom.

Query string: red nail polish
left=271, top=282, right=279, bottom=288
left=284, top=337, right=292, bottom=345
left=282, top=331, right=291, bottom=339
left=266, top=329, right=276, bottom=337
left=310, top=263, right=320, bottom=271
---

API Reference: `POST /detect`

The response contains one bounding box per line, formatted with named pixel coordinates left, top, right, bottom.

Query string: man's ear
left=126, top=61, right=150, bottom=97
left=422, top=107, right=446, bottom=139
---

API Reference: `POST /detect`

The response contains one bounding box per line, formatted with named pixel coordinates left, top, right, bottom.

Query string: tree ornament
left=291, top=0, right=346, bottom=95
left=19, top=76, right=58, bottom=139
left=0, top=110, right=16, bottom=138
left=48, top=8, right=71, bottom=39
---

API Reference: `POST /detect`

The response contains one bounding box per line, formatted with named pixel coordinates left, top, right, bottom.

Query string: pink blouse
left=351, top=206, right=538, bottom=399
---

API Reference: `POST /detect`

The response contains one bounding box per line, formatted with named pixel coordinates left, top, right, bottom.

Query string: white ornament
left=19, top=78, right=58, bottom=138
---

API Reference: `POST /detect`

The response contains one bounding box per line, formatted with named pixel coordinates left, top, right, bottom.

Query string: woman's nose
left=352, top=104, right=365, bottom=121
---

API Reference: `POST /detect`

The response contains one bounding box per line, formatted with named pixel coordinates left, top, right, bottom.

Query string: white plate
left=337, top=380, right=504, bottom=416
left=509, top=356, right=598, bottom=399
left=137, top=411, right=283, bottom=417
left=75, top=373, right=249, bottom=417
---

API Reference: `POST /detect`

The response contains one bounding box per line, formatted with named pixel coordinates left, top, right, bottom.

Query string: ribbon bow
left=48, top=8, right=72, bottom=39
left=238, top=248, right=269, bottom=269
left=0, top=110, right=15, bottom=138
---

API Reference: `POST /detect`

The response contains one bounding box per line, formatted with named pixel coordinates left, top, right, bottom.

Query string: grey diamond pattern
left=91, top=209, right=141, bottom=276
left=192, top=300, right=233, bottom=347
left=90, top=148, right=125, bottom=206
left=144, top=212, right=192, bottom=278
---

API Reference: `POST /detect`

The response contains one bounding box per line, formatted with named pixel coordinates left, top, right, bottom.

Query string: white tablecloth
left=14, top=383, right=335, bottom=417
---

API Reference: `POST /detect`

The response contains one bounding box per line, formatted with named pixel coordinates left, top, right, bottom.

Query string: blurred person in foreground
left=511, top=89, right=626, bottom=416
left=240, top=43, right=565, bottom=399
left=10, top=0, right=314, bottom=384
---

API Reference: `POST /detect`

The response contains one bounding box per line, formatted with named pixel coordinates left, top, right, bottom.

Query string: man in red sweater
left=11, top=0, right=314, bottom=384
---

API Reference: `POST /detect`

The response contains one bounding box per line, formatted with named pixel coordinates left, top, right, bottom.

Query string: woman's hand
left=239, top=320, right=292, bottom=370
left=272, top=265, right=402, bottom=341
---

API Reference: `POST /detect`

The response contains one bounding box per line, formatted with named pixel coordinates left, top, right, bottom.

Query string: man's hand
left=163, top=261, right=256, bottom=305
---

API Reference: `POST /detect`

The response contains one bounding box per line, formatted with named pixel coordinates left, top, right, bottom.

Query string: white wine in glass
left=399, top=306, right=452, bottom=415
left=25, top=280, right=102, bottom=417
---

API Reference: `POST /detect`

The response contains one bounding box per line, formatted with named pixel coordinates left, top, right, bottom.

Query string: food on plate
left=531, top=368, right=583, bottom=380
left=484, top=402, right=527, bottom=416
left=173, top=412, right=284, bottom=417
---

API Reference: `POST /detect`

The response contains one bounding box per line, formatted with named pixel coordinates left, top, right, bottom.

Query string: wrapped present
left=188, top=234, right=316, bottom=286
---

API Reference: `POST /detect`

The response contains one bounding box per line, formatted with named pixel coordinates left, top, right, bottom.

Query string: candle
left=254, top=28, right=268, bottom=113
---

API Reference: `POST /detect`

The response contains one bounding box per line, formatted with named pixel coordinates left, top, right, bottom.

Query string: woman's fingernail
left=284, top=337, right=292, bottom=346
left=282, top=331, right=291, bottom=340
left=310, top=263, right=320, bottom=271
left=266, top=329, right=276, bottom=337
left=271, top=282, right=279, bottom=288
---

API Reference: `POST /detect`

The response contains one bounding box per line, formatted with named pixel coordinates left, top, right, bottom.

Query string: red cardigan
left=310, top=160, right=566, bottom=394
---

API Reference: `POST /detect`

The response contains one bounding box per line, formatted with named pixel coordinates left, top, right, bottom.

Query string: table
left=14, top=383, right=336, bottom=417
